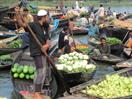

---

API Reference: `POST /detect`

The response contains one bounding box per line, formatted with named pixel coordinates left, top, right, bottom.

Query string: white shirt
left=76, top=1, right=79, bottom=10
left=97, top=7, right=105, bottom=17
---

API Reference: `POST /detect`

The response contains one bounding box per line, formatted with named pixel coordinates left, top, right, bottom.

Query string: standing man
left=17, top=10, right=51, bottom=98
left=96, top=4, right=105, bottom=20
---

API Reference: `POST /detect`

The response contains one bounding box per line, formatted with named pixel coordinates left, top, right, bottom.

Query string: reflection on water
left=0, top=70, right=13, bottom=99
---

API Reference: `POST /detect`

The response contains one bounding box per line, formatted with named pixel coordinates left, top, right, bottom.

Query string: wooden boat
left=58, top=16, right=77, bottom=27
left=59, top=19, right=69, bottom=27
left=11, top=50, right=59, bottom=99
left=0, top=31, right=16, bottom=38
left=0, top=37, right=24, bottom=55
left=88, top=37, right=123, bottom=56
left=52, top=13, right=63, bottom=19
left=88, top=37, right=100, bottom=46
left=72, top=29, right=88, bottom=35
left=0, top=51, right=21, bottom=70
left=51, top=48, right=96, bottom=86
left=114, top=58, right=132, bottom=71
left=106, top=26, right=129, bottom=43
left=64, top=68, right=132, bottom=99
left=11, top=38, right=62, bottom=99
left=50, top=39, right=96, bottom=87
left=0, top=35, right=18, bottom=44
left=91, top=54, right=123, bottom=64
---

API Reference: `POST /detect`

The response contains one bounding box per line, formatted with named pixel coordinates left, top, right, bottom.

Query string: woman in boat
left=69, top=18, right=81, bottom=31
left=94, top=37, right=111, bottom=58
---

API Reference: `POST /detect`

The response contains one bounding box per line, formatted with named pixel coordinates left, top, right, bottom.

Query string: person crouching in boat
left=58, top=27, right=70, bottom=54
left=58, top=26, right=76, bottom=54
left=94, top=37, right=110, bottom=59
left=69, top=18, right=81, bottom=31
left=87, top=20, right=100, bottom=40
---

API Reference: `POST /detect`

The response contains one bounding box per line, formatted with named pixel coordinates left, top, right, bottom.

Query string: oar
left=122, top=31, right=130, bottom=44
left=23, top=19, right=71, bottom=94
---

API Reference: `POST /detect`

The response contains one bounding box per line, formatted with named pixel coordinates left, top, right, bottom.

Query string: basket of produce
left=0, top=54, right=13, bottom=69
left=76, top=44, right=91, bottom=54
left=106, top=37, right=123, bottom=55
left=56, top=52, right=96, bottom=87
left=111, top=19, right=132, bottom=30
left=0, top=38, right=24, bottom=55
left=11, top=63, right=35, bottom=81
left=11, top=49, right=59, bottom=98
left=67, top=68, right=132, bottom=99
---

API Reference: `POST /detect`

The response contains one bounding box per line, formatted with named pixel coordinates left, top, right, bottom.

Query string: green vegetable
left=19, top=73, right=25, bottom=79
left=57, top=52, right=96, bottom=73
left=82, top=74, right=132, bottom=99
left=12, top=63, right=36, bottom=80
left=13, top=73, right=19, bottom=78
left=17, top=66, right=23, bottom=73
left=8, top=39, right=23, bottom=48
left=13, top=63, right=19, bottom=68
left=26, top=74, right=30, bottom=79
left=29, top=66, right=35, bottom=74
left=23, top=66, right=29, bottom=73
left=106, top=37, right=121, bottom=45
left=11, top=68, right=17, bottom=73
left=0, top=55, right=12, bottom=61
left=30, top=74, right=34, bottom=80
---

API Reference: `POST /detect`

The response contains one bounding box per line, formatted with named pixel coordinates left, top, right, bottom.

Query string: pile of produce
left=11, top=63, right=35, bottom=80
left=82, top=74, right=132, bottom=99
left=76, top=44, right=90, bottom=54
left=8, top=39, right=23, bottom=48
left=106, top=37, right=121, bottom=45
left=56, top=52, right=96, bottom=73
left=0, top=55, right=12, bottom=61
left=111, top=19, right=132, bottom=29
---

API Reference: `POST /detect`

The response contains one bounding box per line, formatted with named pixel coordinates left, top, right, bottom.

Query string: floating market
left=0, top=0, right=132, bottom=99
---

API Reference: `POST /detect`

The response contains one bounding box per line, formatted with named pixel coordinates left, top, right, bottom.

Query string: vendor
left=69, top=18, right=81, bottom=31
left=58, top=27, right=70, bottom=54
left=17, top=9, right=51, bottom=98
left=58, top=27, right=77, bottom=54
left=94, top=37, right=110, bottom=58
left=88, top=20, right=99, bottom=38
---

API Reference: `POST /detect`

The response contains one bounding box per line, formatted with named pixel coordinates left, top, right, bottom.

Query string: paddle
left=20, top=17, right=71, bottom=94
left=122, top=31, right=130, bottom=44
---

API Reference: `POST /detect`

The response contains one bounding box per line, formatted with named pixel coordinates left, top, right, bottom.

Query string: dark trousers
left=33, top=55, right=51, bottom=93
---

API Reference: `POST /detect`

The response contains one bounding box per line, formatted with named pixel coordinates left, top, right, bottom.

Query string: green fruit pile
left=11, top=63, right=35, bottom=80
left=56, top=52, right=96, bottom=73
left=106, top=37, right=121, bottom=45
left=8, top=39, right=23, bottom=48
left=82, top=74, right=132, bottom=99
left=0, top=55, right=12, bottom=61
